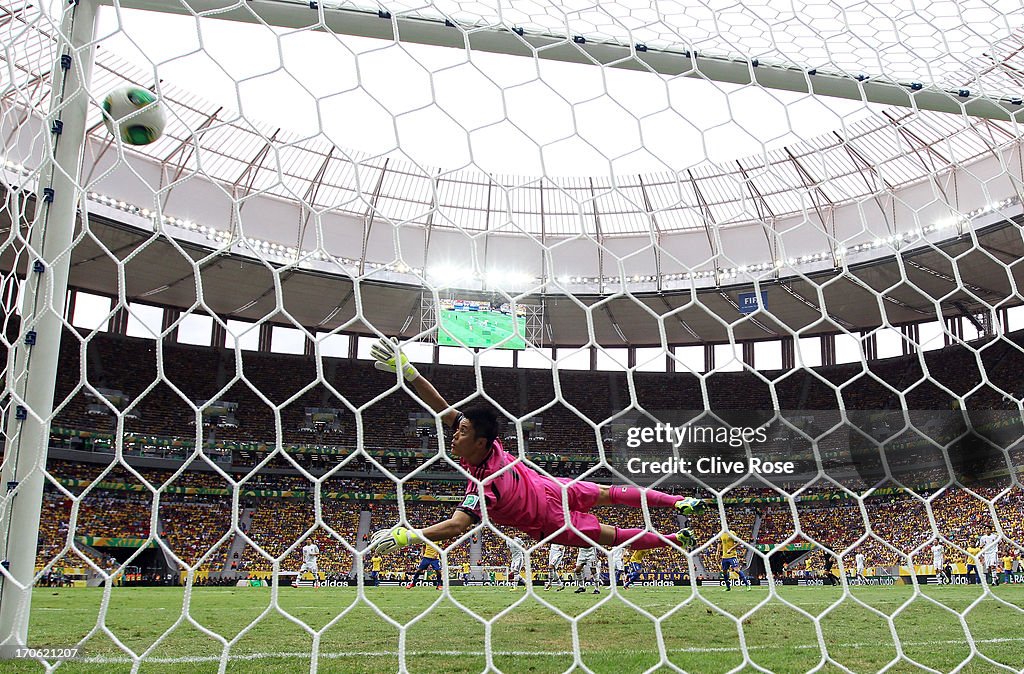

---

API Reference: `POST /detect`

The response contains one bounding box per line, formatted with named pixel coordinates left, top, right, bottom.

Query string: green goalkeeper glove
left=369, top=526, right=424, bottom=554
left=370, top=337, right=420, bottom=382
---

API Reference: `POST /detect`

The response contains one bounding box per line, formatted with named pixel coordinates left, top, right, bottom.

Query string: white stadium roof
left=1, top=0, right=1024, bottom=345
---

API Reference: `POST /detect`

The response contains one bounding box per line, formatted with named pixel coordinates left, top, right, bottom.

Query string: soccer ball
left=101, top=86, right=165, bottom=145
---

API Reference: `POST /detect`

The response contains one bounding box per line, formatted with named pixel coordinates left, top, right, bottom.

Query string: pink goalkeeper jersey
left=457, top=439, right=556, bottom=539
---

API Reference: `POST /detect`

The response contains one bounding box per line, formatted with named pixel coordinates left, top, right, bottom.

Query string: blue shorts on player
left=721, top=556, right=749, bottom=589
left=418, top=557, right=442, bottom=572
left=624, top=562, right=644, bottom=588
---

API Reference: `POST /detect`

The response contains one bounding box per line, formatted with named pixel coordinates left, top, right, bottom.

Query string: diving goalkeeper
left=367, top=338, right=705, bottom=557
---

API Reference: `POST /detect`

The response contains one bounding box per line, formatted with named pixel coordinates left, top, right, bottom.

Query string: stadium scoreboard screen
left=438, top=299, right=528, bottom=349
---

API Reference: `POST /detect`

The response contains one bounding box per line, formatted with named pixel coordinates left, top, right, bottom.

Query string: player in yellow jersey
left=719, top=530, right=751, bottom=591
left=621, top=548, right=648, bottom=589
left=406, top=543, right=442, bottom=590
left=462, top=561, right=471, bottom=584
left=1002, top=553, right=1014, bottom=585
left=370, top=555, right=382, bottom=587
left=966, top=544, right=982, bottom=585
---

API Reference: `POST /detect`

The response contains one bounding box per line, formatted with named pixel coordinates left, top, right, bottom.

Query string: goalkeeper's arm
left=369, top=510, right=474, bottom=554
left=421, top=511, right=474, bottom=542
left=370, top=336, right=459, bottom=427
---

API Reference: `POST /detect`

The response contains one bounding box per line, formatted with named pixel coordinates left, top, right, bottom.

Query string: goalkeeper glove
left=369, top=526, right=425, bottom=554
left=370, top=337, right=420, bottom=382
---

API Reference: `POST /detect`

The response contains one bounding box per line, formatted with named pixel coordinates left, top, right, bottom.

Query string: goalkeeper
left=367, top=337, right=705, bottom=557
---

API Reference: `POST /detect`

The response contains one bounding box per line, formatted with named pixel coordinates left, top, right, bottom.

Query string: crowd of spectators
left=237, top=500, right=362, bottom=574
left=756, top=484, right=1024, bottom=568
left=17, top=324, right=1024, bottom=582
left=160, top=496, right=233, bottom=572
left=32, top=457, right=1024, bottom=581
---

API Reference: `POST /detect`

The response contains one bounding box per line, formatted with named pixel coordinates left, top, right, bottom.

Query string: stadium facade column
left=781, top=337, right=795, bottom=370
left=110, top=297, right=129, bottom=334
left=211, top=320, right=227, bottom=348
left=257, top=322, right=273, bottom=352
left=161, top=307, right=180, bottom=344
left=0, top=0, right=99, bottom=646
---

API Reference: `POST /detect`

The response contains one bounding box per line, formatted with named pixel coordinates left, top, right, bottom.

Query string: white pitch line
left=34, top=607, right=168, bottom=611
left=66, top=637, right=1024, bottom=665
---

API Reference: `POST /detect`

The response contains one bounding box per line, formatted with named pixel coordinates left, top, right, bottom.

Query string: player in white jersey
left=508, top=536, right=527, bottom=590
left=854, top=552, right=866, bottom=583
left=979, top=532, right=1000, bottom=585
left=573, top=547, right=602, bottom=594
left=294, top=542, right=320, bottom=585
left=932, top=543, right=948, bottom=584
left=545, top=543, right=566, bottom=591
left=612, top=547, right=626, bottom=586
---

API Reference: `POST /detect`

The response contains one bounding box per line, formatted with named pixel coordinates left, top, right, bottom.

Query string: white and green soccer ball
left=101, top=86, right=166, bottom=145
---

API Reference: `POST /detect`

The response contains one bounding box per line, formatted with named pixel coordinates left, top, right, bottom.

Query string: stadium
left=1, top=0, right=1024, bottom=672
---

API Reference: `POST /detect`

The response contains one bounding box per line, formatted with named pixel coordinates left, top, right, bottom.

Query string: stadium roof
left=2, top=0, right=1024, bottom=347
left=1, top=2, right=1022, bottom=236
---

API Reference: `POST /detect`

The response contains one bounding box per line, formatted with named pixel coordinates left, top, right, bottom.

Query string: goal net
left=1, top=0, right=1024, bottom=671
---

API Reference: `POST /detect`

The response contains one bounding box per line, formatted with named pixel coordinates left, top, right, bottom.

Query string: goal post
left=103, top=0, right=1024, bottom=121
left=0, top=0, right=99, bottom=648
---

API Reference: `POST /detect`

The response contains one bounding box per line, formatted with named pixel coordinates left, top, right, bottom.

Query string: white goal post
left=105, top=0, right=1024, bottom=120
left=0, top=0, right=99, bottom=647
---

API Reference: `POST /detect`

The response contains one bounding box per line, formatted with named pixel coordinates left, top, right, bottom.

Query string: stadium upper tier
left=30, top=327, right=1024, bottom=471
left=1, top=3, right=1023, bottom=320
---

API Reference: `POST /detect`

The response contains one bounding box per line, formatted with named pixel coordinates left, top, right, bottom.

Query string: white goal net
left=1, top=0, right=1024, bottom=671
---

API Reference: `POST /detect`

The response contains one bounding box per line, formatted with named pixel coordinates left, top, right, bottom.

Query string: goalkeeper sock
left=613, top=528, right=675, bottom=549
left=608, top=486, right=679, bottom=509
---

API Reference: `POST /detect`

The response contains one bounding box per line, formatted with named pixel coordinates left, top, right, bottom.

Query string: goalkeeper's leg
left=561, top=480, right=706, bottom=516
left=553, top=511, right=695, bottom=551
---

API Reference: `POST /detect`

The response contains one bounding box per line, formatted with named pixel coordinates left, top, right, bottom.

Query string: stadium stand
left=22, top=328, right=1024, bottom=581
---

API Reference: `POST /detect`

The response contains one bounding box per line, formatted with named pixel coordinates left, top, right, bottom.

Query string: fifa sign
left=737, top=291, right=768, bottom=314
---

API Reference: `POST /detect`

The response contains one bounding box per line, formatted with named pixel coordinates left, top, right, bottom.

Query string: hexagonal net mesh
left=1, top=0, right=1024, bottom=671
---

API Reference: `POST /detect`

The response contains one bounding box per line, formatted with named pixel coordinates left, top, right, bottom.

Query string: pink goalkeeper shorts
left=546, top=478, right=603, bottom=546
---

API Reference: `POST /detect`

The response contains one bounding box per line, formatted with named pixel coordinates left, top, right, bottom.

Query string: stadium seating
left=24, top=327, right=1024, bottom=580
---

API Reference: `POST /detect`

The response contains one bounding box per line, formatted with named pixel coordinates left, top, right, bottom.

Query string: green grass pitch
left=4, top=584, right=1023, bottom=673
left=438, top=310, right=527, bottom=349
